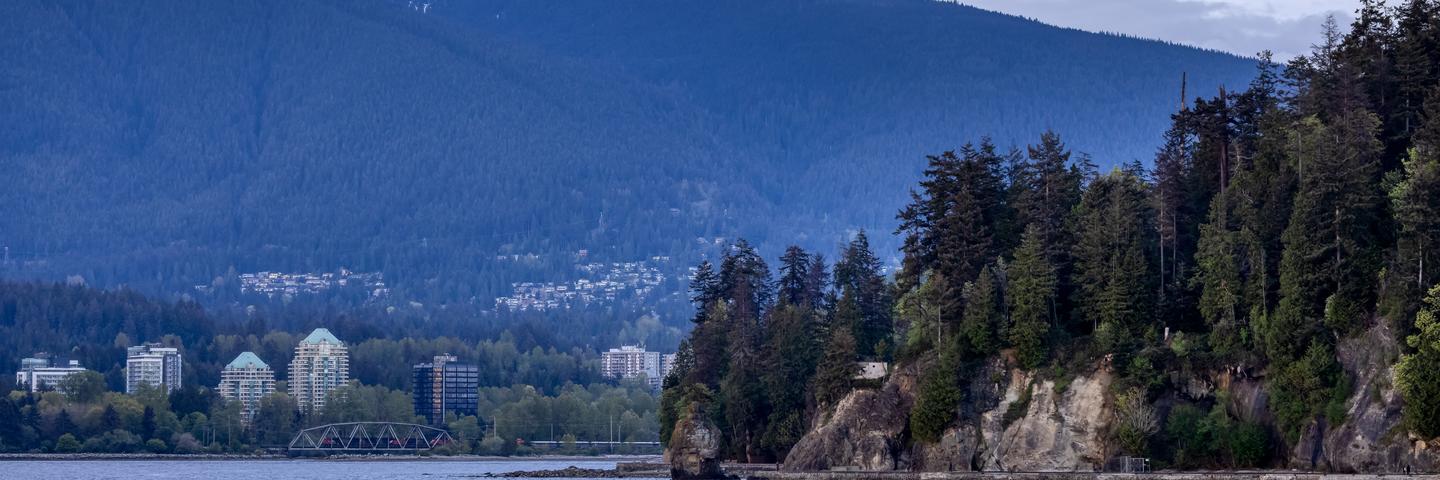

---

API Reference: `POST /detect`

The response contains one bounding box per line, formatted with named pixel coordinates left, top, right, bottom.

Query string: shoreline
left=0, top=453, right=662, bottom=462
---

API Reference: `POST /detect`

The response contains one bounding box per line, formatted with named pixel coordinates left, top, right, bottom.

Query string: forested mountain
left=0, top=0, right=1255, bottom=302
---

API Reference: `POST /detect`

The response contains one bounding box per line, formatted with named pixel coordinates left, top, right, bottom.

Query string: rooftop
left=300, top=328, right=344, bottom=346
left=226, top=351, right=269, bottom=370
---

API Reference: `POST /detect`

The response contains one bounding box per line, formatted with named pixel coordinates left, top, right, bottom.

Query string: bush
left=908, top=352, right=963, bottom=443
left=1229, top=422, right=1270, bottom=468
left=145, top=438, right=168, bottom=453
left=1270, top=342, right=1340, bottom=441
left=54, top=434, right=80, bottom=453
left=1399, top=286, right=1440, bottom=438
left=1112, top=388, right=1158, bottom=455
left=1002, top=383, right=1033, bottom=429
left=171, top=433, right=203, bottom=453
left=1163, top=404, right=1215, bottom=468
left=82, top=430, right=142, bottom=453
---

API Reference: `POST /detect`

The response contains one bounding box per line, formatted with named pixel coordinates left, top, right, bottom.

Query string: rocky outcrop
left=982, top=367, right=1113, bottom=472
left=670, top=403, right=725, bottom=480
left=785, top=353, right=1114, bottom=473
left=1289, top=322, right=1440, bottom=472
left=782, top=363, right=919, bottom=472
left=908, top=424, right=982, bottom=471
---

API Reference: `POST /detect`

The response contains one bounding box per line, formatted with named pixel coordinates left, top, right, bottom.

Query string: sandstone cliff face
left=1288, top=323, right=1440, bottom=473
left=782, top=363, right=919, bottom=472
left=779, top=322, right=1440, bottom=474
left=784, top=355, right=1113, bottom=472
left=982, top=368, right=1112, bottom=472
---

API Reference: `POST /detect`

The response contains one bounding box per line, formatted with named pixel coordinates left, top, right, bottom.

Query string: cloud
left=954, top=0, right=1357, bottom=60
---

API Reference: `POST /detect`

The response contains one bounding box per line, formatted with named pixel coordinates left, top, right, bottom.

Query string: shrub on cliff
left=1399, top=286, right=1440, bottom=438
left=908, top=346, right=963, bottom=443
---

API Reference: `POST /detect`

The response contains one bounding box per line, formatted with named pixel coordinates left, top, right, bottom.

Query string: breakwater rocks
left=486, top=464, right=673, bottom=478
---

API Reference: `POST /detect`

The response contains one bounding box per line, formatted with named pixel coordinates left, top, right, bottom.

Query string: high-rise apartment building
left=288, top=328, right=350, bottom=415
left=600, top=345, right=663, bottom=389
left=218, top=352, right=276, bottom=423
left=660, top=353, right=678, bottom=383
left=412, top=354, right=479, bottom=425
left=126, top=343, right=182, bottom=393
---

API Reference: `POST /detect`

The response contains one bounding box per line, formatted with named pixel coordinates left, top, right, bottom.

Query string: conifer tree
left=909, top=340, right=963, bottom=444
left=1007, top=225, right=1057, bottom=369
left=959, top=267, right=1002, bottom=358
left=760, top=304, right=821, bottom=456
left=1269, top=109, right=1383, bottom=361
left=1072, top=170, right=1158, bottom=345
left=1011, top=131, right=1084, bottom=333
left=803, top=254, right=830, bottom=311
left=687, top=303, right=731, bottom=388
left=1392, top=0, right=1438, bottom=139
left=1389, top=87, right=1440, bottom=330
left=897, top=141, right=1010, bottom=294
left=811, top=327, right=858, bottom=408
left=690, top=260, right=720, bottom=323
left=777, top=246, right=812, bottom=307
left=835, top=232, right=893, bottom=358
left=719, top=239, right=773, bottom=318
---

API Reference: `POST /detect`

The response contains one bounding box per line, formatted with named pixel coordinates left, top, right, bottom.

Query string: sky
left=957, top=0, right=1361, bottom=60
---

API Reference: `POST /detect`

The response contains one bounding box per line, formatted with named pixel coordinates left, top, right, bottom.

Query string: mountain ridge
left=1, top=0, right=1258, bottom=302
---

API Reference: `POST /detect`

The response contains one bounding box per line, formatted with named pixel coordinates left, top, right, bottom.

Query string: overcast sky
left=956, top=0, right=1361, bottom=60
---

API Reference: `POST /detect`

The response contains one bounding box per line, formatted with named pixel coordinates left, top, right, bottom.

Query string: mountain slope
left=0, top=0, right=1257, bottom=300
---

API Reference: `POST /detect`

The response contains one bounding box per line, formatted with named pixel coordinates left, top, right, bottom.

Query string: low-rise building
left=14, top=355, right=88, bottom=392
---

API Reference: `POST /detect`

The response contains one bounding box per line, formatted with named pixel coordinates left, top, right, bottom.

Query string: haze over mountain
left=0, top=0, right=1257, bottom=302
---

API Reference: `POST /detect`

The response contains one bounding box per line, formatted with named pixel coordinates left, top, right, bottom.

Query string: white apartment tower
left=126, top=343, right=183, bottom=393
left=600, top=345, right=662, bottom=389
left=218, top=352, right=276, bottom=423
left=288, top=328, right=349, bottom=415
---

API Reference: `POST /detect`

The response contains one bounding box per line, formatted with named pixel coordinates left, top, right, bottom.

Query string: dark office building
left=413, top=354, right=479, bottom=425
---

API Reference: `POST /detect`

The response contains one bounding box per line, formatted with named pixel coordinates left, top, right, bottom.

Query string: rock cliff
left=1289, top=323, right=1440, bottom=472
left=981, top=367, right=1112, bottom=472
left=782, top=363, right=920, bottom=471
left=778, top=322, right=1440, bottom=474
left=784, top=354, right=1114, bottom=472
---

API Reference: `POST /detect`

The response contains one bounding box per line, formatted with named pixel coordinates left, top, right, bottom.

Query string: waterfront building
left=218, top=352, right=276, bottom=423
left=600, top=345, right=663, bottom=389
left=126, top=343, right=183, bottom=393
left=288, top=328, right=350, bottom=415
left=412, top=354, right=479, bottom=425
left=14, top=354, right=88, bottom=392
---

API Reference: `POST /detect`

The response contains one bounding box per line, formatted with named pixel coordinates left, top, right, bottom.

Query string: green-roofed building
left=289, top=328, right=349, bottom=414
left=219, top=351, right=275, bottom=423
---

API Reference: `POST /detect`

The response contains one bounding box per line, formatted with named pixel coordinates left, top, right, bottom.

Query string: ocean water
left=0, top=458, right=660, bottom=480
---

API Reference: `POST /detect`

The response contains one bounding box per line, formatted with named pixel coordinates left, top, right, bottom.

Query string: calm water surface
left=0, top=458, right=658, bottom=480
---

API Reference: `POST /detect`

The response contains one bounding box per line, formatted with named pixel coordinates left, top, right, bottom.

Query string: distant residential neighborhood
left=494, top=257, right=670, bottom=312
left=193, top=268, right=390, bottom=300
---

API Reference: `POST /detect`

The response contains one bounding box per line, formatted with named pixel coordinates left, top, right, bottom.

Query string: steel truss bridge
left=288, top=422, right=454, bottom=453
